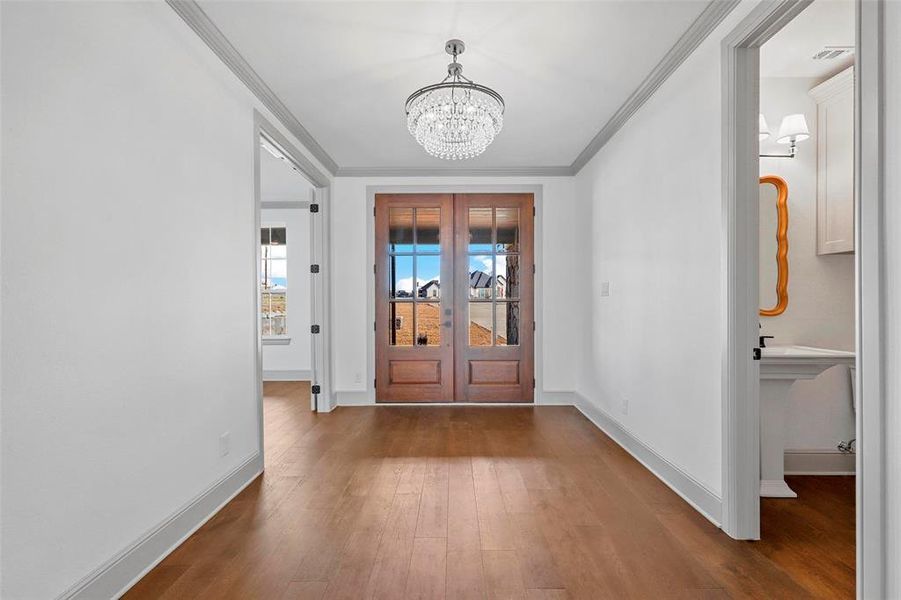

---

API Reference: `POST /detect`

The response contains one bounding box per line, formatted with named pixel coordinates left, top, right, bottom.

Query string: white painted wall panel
left=0, top=3, right=326, bottom=597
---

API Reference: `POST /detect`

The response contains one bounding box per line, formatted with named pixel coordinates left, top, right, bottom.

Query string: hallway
left=126, top=383, right=851, bottom=599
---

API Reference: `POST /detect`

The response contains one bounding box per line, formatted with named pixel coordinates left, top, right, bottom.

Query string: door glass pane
left=496, top=255, right=519, bottom=299
left=388, top=255, right=414, bottom=299
left=262, top=316, right=272, bottom=337
left=496, top=208, right=519, bottom=252
left=468, top=208, right=493, bottom=252
left=415, top=208, right=440, bottom=253
left=468, top=302, right=492, bottom=346
left=389, top=207, right=414, bottom=252
left=416, top=255, right=441, bottom=299
left=388, top=302, right=413, bottom=346
left=495, top=302, right=520, bottom=346
left=416, top=303, right=440, bottom=346
left=270, top=227, right=287, bottom=246
left=468, top=255, right=494, bottom=299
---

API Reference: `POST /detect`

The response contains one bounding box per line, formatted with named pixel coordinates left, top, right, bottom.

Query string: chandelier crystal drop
left=405, top=39, right=504, bottom=160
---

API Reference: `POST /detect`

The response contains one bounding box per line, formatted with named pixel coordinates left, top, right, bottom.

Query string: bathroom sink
left=758, top=344, right=855, bottom=498
left=762, top=344, right=854, bottom=358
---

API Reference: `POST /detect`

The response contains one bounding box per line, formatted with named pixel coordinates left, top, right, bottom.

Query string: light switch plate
left=219, top=432, right=230, bottom=457
left=601, top=281, right=611, bottom=297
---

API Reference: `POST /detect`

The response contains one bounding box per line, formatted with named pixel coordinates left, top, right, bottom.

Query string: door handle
left=443, top=321, right=452, bottom=328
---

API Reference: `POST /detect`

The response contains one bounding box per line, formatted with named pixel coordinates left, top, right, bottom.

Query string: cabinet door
left=812, top=67, right=854, bottom=254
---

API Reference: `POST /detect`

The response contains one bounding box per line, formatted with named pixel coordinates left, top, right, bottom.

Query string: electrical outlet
left=354, top=372, right=362, bottom=384
left=219, top=432, right=230, bottom=457
left=601, top=281, right=611, bottom=297
left=620, top=396, right=629, bottom=416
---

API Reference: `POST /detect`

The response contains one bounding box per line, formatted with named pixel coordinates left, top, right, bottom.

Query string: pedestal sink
left=759, top=345, right=855, bottom=498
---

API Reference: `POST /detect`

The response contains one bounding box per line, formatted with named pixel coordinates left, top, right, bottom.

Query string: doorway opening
left=374, top=193, right=535, bottom=403
left=723, top=0, right=884, bottom=596
left=755, top=1, right=856, bottom=594
left=253, top=111, right=333, bottom=466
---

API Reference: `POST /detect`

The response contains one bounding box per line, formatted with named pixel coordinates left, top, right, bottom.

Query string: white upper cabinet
left=810, top=67, right=855, bottom=255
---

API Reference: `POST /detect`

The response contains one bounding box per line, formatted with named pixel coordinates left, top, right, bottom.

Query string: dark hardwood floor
left=125, top=382, right=855, bottom=599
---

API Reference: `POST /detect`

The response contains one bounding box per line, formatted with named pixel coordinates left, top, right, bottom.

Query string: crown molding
left=570, top=0, right=741, bottom=174
left=166, top=0, right=338, bottom=176
left=169, top=0, right=737, bottom=179
left=335, top=165, right=575, bottom=178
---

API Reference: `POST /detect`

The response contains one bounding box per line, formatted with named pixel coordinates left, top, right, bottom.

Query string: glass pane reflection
left=495, top=302, right=520, bottom=346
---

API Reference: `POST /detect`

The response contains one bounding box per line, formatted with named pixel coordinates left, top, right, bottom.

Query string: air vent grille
left=812, top=46, right=854, bottom=60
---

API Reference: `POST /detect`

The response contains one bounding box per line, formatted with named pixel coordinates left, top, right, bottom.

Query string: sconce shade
left=759, top=114, right=771, bottom=141
left=776, top=113, right=810, bottom=144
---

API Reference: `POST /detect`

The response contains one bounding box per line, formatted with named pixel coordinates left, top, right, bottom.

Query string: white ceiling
left=261, top=148, right=314, bottom=202
left=198, top=1, right=710, bottom=169
left=760, top=0, right=854, bottom=79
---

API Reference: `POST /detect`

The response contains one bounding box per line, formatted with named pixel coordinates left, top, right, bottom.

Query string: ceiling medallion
left=405, top=39, right=505, bottom=160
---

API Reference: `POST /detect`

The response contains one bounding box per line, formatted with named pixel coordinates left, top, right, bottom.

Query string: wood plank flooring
left=125, top=382, right=854, bottom=599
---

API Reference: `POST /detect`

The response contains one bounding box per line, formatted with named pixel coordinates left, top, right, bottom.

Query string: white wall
left=884, top=0, right=901, bottom=594
left=261, top=207, right=312, bottom=377
left=573, top=3, right=761, bottom=500
left=0, top=2, right=328, bottom=598
left=759, top=77, right=855, bottom=351
left=759, top=77, right=856, bottom=457
left=329, top=176, right=588, bottom=403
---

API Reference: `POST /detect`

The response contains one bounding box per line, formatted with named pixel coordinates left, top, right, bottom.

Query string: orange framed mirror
left=759, top=175, right=789, bottom=317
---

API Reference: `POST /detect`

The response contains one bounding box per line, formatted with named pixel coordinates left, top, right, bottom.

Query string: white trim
left=809, top=65, right=855, bottom=103
left=336, top=166, right=574, bottom=178
left=60, top=454, right=262, bottom=600
left=855, top=0, right=886, bottom=595
left=570, top=0, right=740, bottom=173
left=166, top=0, right=338, bottom=176
left=263, top=369, right=312, bottom=381
left=759, top=479, right=798, bottom=498
left=784, top=449, right=856, bottom=475
left=720, top=0, right=813, bottom=542
left=261, top=336, right=291, bottom=346
left=254, top=111, right=334, bottom=413
left=261, top=201, right=311, bottom=210
left=573, top=393, right=723, bottom=526
left=363, top=184, right=546, bottom=405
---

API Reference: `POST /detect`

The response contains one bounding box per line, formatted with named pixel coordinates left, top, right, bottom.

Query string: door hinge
left=753, top=347, right=761, bottom=360
left=310, top=264, right=320, bottom=273
left=533, top=206, right=536, bottom=216
left=311, top=324, right=320, bottom=334
left=533, top=321, right=536, bottom=331
left=533, top=378, right=536, bottom=389
left=532, top=264, right=536, bottom=274
left=374, top=378, right=377, bottom=387
left=310, top=203, right=319, bottom=213
left=373, top=263, right=377, bottom=274
left=311, top=384, right=321, bottom=395
left=373, top=206, right=376, bottom=216
left=373, top=320, right=376, bottom=331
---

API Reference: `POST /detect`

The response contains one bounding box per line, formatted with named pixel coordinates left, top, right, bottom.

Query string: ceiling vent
left=812, top=46, right=854, bottom=60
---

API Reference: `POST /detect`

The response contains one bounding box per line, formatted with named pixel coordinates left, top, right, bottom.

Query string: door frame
left=253, top=110, right=335, bottom=464
left=365, top=184, right=546, bottom=405
left=721, top=2, right=887, bottom=597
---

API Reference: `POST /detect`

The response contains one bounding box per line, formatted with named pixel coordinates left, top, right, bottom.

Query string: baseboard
left=262, top=369, right=312, bottom=381
left=336, top=390, right=372, bottom=406
left=573, top=392, right=723, bottom=526
left=538, top=390, right=577, bottom=405
left=59, top=453, right=263, bottom=600
left=784, top=449, right=856, bottom=475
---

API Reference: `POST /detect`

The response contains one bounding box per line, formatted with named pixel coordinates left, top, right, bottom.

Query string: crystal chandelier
left=405, top=39, right=505, bottom=160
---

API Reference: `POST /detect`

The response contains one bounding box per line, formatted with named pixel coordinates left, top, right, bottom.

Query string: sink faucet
left=759, top=335, right=774, bottom=348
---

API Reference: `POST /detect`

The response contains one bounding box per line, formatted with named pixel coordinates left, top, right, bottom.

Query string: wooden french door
left=375, top=193, right=533, bottom=403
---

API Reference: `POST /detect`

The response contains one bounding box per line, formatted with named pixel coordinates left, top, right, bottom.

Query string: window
left=261, top=226, right=287, bottom=336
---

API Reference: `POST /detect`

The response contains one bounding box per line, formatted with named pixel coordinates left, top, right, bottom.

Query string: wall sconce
left=760, top=113, right=809, bottom=159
